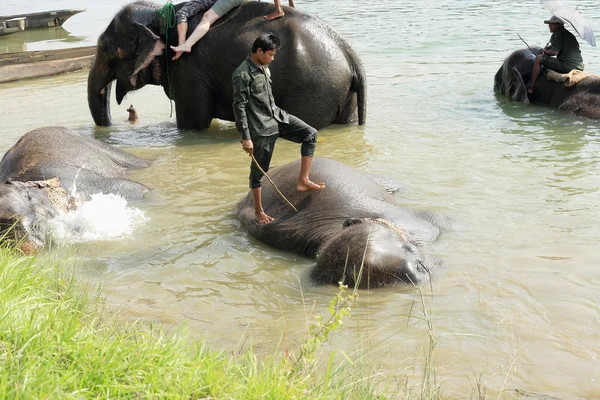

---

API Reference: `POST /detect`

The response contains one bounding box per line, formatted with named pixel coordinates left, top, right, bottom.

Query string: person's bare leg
left=288, top=0, right=295, bottom=7
left=171, top=22, right=188, bottom=60
left=529, top=54, right=542, bottom=94
left=171, top=10, right=220, bottom=60
left=297, top=156, right=325, bottom=191
left=252, top=187, right=274, bottom=224
left=265, top=0, right=285, bottom=20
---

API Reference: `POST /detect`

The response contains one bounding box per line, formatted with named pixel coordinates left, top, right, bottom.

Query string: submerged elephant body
left=89, top=1, right=367, bottom=130
left=238, top=158, right=447, bottom=289
left=494, top=48, right=600, bottom=118
left=0, top=127, right=149, bottom=251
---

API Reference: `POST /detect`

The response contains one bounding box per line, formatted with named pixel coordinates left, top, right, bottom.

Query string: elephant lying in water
left=494, top=48, right=600, bottom=118
left=238, top=158, right=447, bottom=289
left=0, top=126, right=149, bottom=252
left=88, top=1, right=366, bottom=130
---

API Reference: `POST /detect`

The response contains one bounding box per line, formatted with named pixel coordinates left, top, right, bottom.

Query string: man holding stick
left=232, top=33, right=325, bottom=224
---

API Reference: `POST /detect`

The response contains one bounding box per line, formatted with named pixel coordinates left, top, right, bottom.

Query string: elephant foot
left=265, top=9, right=285, bottom=20
left=255, top=210, right=274, bottom=224
left=297, top=179, right=325, bottom=192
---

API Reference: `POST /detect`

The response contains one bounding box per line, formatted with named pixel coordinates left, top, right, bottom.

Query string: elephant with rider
left=238, top=158, right=447, bottom=289
left=0, top=126, right=149, bottom=252
left=88, top=1, right=367, bottom=130
left=494, top=48, right=600, bottom=119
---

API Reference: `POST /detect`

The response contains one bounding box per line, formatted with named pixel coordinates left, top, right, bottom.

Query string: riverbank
left=0, top=45, right=95, bottom=83
left=0, top=248, right=393, bottom=398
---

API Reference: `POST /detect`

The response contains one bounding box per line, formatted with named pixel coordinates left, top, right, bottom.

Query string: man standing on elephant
left=528, top=15, right=584, bottom=94
left=232, top=33, right=325, bottom=224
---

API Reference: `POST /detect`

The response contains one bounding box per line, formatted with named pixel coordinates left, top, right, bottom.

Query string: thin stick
left=250, top=154, right=298, bottom=213
left=517, top=33, right=537, bottom=56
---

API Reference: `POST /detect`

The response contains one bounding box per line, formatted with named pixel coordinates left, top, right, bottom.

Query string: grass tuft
left=0, top=248, right=386, bottom=399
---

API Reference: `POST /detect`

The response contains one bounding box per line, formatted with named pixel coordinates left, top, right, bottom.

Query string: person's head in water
left=251, top=33, right=280, bottom=66
left=544, top=15, right=564, bottom=33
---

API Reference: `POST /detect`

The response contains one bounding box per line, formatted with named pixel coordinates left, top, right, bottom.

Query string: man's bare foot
left=288, top=0, right=295, bottom=7
left=170, top=44, right=191, bottom=60
left=265, top=10, right=285, bottom=20
left=255, top=210, right=274, bottom=224
left=297, top=179, right=325, bottom=192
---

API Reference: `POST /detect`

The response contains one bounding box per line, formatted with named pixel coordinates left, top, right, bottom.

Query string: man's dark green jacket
left=232, top=56, right=289, bottom=140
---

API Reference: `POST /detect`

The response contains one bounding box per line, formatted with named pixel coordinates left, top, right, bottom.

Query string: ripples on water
left=1, top=0, right=600, bottom=397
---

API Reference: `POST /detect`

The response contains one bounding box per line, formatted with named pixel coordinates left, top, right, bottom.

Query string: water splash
left=70, top=165, right=82, bottom=198
left=49, top=193, right=148, bottom=244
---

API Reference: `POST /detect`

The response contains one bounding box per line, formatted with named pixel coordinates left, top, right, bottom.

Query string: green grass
left=0, top=248, right=391, bottom=399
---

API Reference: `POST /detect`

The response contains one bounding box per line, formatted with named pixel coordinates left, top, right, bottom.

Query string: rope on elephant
left=546, top=69, right=597, bottom=87
left=250, top=154, right=298, bottom=213
left=368, top=218, right=410, bottom=243
left=159, top=0, right=177, bottom=117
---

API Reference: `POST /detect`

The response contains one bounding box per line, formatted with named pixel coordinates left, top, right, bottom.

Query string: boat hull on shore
left=0, top=46, right=95, bottom=83
left=0, top=9, right=85, bottom=30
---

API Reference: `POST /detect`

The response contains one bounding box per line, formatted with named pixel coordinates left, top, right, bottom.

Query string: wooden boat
left=0, top=46, right=96, bottom=83
left=0, top=9, right=85, bottom=29
left=0, top=17, right=25, bottom=37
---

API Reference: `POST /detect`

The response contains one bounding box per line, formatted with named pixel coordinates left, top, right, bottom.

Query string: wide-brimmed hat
left=544, top=15, right=565, bottom=25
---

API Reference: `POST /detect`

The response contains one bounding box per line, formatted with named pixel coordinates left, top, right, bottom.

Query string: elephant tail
left=352, top=56, right=367, bottom=125
left=349, top=50, right=367, bottom=125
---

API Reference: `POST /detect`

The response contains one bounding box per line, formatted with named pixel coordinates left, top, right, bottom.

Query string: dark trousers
left=249, top=115, right=317, bottom=189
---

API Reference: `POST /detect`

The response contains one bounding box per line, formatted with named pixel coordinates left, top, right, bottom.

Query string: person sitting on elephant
left=171, top=0, right=297, bottom=60
left=528, top=15, right=584, bottom=94
left=171, top=0, right=243, bottom=60
left=265, top=0, right=295, bottom=21
left=232, top=33, right=325, bottom=224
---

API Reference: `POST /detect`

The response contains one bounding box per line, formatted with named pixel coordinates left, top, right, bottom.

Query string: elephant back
left=0, top=127, right=150, bottom=199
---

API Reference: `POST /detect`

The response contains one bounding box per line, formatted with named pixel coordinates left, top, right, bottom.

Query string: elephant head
left=0, top=182, right=59, bottom=253
left=494, top=48, right=543, bottom=103
left=88, top=2, right=167, bottom=126
left=312, top=218, right=431, bottom=289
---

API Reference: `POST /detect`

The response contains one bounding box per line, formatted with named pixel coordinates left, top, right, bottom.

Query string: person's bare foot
left=255, top=210, right=274, bottom=224
left=288, top=0, right=295, bottom=7
left=297, top=179, right=325, bottom=192
left=170, top=44, right=191, bottom=60
left=265, top=10, right=285, bottom=20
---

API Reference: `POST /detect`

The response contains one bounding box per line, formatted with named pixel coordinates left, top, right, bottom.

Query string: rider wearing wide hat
left=528, top=15, right=584, bottom=93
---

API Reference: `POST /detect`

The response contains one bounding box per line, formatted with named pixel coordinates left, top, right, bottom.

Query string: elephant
left=494, top=48, right=600, bottom=118
left=88, top=1, right=367, bottom=130
left=0, top=126, right=149, bottom=252
left=238, top=158, right=447, bottom=289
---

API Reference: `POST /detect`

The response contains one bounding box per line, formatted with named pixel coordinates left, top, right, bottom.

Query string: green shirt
left=232, top=56, right=288, bottom=140
left=550, top=26, right=584, bottom=70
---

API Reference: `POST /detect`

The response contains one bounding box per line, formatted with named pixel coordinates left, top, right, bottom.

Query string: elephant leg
left=173, top=86, right=214, bottom=130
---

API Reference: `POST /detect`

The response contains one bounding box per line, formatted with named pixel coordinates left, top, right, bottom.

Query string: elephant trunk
left=88, top=56, right=114, bottom=126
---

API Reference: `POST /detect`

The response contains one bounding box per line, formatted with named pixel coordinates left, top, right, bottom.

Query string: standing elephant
left=494, top=48, right=600, bottom=118
left=0, top=126, right=149, bottom=252
left=88, top=1, right=367, bottom=130
left=238, top=158, right=447, bottom=289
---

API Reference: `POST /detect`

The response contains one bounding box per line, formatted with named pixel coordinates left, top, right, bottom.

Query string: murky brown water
left=1, top=0, right=600, bottom=397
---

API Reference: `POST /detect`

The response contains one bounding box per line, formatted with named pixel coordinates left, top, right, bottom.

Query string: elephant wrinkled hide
left=0, top=126, right=149, bottom=251
left=238, top=158, right=447, bottom=289
left=495, top=48, right=600, bottom=118
left=89, top=1, right=367, bottom=130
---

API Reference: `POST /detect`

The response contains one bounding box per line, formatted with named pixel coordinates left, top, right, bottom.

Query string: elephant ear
left=129, top=22, right=165, bottom=85
left=510, top=66, right=529, bottom=103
